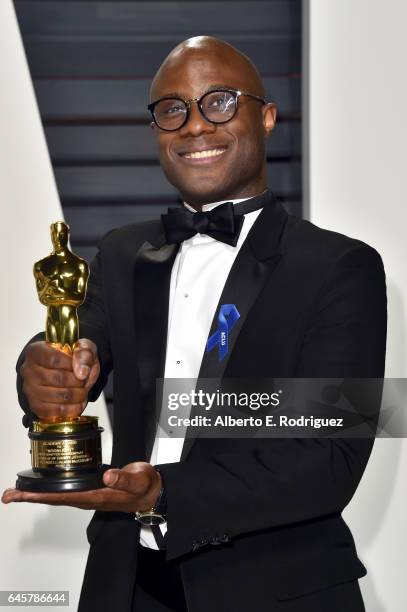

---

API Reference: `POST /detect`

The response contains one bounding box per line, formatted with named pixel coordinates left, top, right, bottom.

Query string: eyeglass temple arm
left=238, top=91, right=267, bottom=104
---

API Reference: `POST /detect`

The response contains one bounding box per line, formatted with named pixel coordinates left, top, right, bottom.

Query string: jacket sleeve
left=157, top=244, right=387, bottom=560
left=16, top=248, right=113, bottom=429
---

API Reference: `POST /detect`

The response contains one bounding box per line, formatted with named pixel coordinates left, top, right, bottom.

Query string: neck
left=184, top=170, right=268, bottom=211
left=186, top=187, right=267, bottom=212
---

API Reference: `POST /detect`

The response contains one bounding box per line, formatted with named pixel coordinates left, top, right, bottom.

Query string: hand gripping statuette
left=16, top=222, right=108, bottom=492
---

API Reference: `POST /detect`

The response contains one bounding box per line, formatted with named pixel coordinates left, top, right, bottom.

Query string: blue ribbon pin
left=206, top=304, right=240, bottom=362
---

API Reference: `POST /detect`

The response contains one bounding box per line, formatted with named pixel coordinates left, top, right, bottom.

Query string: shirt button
left=176, top=360, right=181, bottom=365
left=184, top=293, right=189, bottom=298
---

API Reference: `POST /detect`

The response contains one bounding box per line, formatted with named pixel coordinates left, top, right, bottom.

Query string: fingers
left=25, top=401, right=83, bottom=422
left=84, top=359, right=100, bottom=393
left=22, top=364, right=85, bottom=414
left=27, top=385, right=88, bottom=405
left=72, top=339, right=99, bottom=381
left=1, top=487, right=139, bottom=512
left=25, top=379, right=86, bottom=421
left=27, top=363, right=85, bottom=389
left=24, top=342, right=73, bottom=371
left=72, top=340, right=100, bottom=413
left=1, top=487, right=104, bottom=508
left=21, top=339, right=99, bottom=422
left=1, top=488, right=15, bottom=502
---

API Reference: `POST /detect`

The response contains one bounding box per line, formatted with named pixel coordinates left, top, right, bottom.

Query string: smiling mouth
left=178, top=147, right=228, bottom=160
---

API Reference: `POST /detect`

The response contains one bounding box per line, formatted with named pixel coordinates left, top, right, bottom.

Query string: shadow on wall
left=349, top=439, right=403, bottom=612
left=346, top=272, right=407, bottom=612
left=360, top=571, right=386, bottom=612
left=385, top=279, right=406, bottom=377
left=348, top=278, right=406, bottom=612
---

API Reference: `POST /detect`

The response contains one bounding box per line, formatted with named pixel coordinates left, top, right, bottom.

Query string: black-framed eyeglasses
left=147, top=88, right=266, bottom=132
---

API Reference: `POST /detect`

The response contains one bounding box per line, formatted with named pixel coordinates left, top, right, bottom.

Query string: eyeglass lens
left=153, top=90, right=237, bottom=130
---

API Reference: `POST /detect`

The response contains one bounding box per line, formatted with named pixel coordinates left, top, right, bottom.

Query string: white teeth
left=184, top=148, right=225, bottom=159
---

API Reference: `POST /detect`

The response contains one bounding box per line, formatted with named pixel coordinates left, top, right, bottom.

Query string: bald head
left=150, top=36, right=266, bottom=101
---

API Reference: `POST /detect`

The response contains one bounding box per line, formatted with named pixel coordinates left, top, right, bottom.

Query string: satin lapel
left=134, top=233, right=179, bottom=459
left=181, top=194, right=288, bottom=460
left=199, top=246, right=281, bottom=380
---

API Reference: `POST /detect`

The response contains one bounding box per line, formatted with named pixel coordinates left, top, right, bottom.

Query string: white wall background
left=0, top=2, right=111, bottom=610
left=307, top=1, right=407, bottom=610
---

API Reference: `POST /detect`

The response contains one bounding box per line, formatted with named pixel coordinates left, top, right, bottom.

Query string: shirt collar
left=183, top=190, right=267, bottom=213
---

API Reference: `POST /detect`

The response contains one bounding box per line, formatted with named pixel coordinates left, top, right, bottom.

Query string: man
left=2, top=36, right=386, bottom=611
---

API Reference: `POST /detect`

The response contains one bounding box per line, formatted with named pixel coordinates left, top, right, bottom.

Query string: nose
left=178, top=100, right=216, bottom=138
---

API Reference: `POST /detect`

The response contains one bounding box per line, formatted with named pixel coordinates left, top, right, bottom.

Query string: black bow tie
left=161, top=202, right=242, bottom=246
left=161, top=192, right=268, bottom=246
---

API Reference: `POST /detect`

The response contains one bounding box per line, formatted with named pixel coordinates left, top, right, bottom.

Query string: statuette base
left=16, top=416, right=107, bottom=492
left=16, top=465, right=110, bottom=492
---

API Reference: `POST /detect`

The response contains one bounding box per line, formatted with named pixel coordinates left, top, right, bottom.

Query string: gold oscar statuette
left=16, top=221, right=107, bottom=492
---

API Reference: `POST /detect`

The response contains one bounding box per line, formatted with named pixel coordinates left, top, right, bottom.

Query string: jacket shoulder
left=97, top=219, right=163, bottom=252
left=283, top=214, right=384, bottom=268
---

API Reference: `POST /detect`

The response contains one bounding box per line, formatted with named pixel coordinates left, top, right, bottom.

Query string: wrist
left=151, top=467, right=167, bottom=516
left=134, top=467, right=166, bottom=526
left=139, top=468, right=162, bottom=511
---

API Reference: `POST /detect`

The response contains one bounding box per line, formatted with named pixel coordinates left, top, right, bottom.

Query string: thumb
left=72, top=338, right=98, bottom=381
left=103, top=469, right=121, bottom=487
left=103, top=463, right=151, bottom=494
left=103, top=468, right=136, bottom=492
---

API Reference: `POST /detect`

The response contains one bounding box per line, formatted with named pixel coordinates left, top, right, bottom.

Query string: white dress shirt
left=139, top=195, right=263, bottom=548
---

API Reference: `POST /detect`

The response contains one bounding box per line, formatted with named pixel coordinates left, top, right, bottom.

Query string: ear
left=262, top=103, right=277, bottom=137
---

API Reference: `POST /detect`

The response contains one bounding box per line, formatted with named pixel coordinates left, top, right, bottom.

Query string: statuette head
left=50, top=221, right=69, bottom=251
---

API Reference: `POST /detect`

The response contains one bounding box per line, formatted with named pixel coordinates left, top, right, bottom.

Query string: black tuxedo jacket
left=17, top=191, right=387, bottom=612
